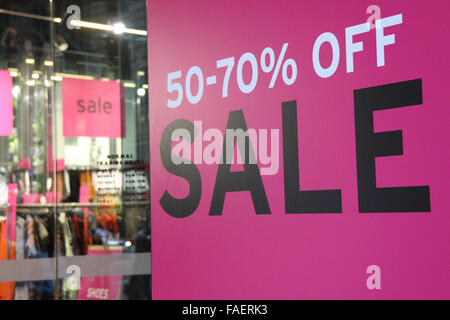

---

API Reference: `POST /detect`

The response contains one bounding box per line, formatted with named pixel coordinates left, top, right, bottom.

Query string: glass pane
left=0, top=0, right=56, bottom=300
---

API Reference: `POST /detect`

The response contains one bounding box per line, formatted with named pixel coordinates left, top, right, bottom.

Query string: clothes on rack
left=80, top=170, right=96, bottom=201
left=0, top=163, right=148, bottom=300
left=66, top=170, right=81, bottom=203
left=14, top=216, right=29, bottom=300
left=49, top=171, right=70, bottom=202
left=0, top=220, right=15, bottom=300
left=24, top=214, right=54, bottom=300
left=59, top=212, right=77, bottom=300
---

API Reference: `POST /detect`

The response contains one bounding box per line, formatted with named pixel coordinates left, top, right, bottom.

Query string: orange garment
left=49, top=172, right=64, bottom=202
left=83, top=210, right=91, bottom=254
left=97, top=214, right=119, bottom=237
left=97, top=195, right=119, bottom=237
left=80, top=171, right=96, bottom=254
left=0, top=221, right=15, bottom=300
left=72, top=214, right=92, bottom=255
left=80, top=171, right=96, bottom=201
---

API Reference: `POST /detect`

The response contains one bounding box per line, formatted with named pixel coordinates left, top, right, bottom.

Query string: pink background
left=148, top=0, right=450, bottom=299
left=62, top=78, right=123, bottom=138
left=0, top=70, right=13, bottom=136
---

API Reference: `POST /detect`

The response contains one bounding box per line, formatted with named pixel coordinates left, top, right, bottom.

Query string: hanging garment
left=59, top=212, right=78, bottom=300
left=71, top=213, right=83, bottom=255
left=97, top=195, right=119, bottom=238
left=66, top=170, right=81, bottom=203
left=26, top=216, right=54, bottom=300
left=0, top=221, right=15, bottom=300
left=66, top=216, right=79, bottom=256
left=71, top=213, right=93, bottom=255
left=49, top=172, right=64, bottom=204
left=34, top=217, right=50, bottom=254
left=24, top=215, right=37, bottom=258
left=80, top=170, right=96, bottom=201
left=63, top=170, right=71, bottom=200
left=59, top=213, right=74, bottom=256
left=14, top=216, right=29, bottom=300
left=17, top=171, right=31, bottom=200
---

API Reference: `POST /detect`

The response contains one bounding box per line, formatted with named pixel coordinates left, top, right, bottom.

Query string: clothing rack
left=1, top=201, right=149, bottom=215
left=15, top=201, right=149, bottom=214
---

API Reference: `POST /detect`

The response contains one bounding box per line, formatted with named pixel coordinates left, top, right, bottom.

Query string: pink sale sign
left=62, top=78, right=124, bottom=138
left=0, top=70, right=13, bottom=136
left=148, top=0, right=450, bottom=299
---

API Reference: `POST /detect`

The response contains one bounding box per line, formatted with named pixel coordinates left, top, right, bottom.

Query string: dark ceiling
left=0, top=0, right=148, bottom=81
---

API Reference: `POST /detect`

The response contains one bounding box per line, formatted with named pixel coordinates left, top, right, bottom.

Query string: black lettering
left=160, top=119, right=201, bottom=218
left=76, top=99, right=85, bottom=112
left=210, top=110, right=271, bottom=215
left=282, top=100, right=342, bottom=213
left=354, top=79, right=430, bottom=212
left=87, top=100, right=96, bottom=113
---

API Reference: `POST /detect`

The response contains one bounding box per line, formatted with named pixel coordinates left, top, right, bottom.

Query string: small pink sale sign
left=7, top=184, right=18, bottom=242
left=148, top=0, right=450, bottom=299
left=62, top=78, right=124, bottom=138
left=77, top=246, right=123, bottom=300
left=0, top=70, right=13, bottom=136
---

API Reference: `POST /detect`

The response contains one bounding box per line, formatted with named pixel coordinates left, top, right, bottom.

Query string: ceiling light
left=12, top=86, right=20, bottom=97
left=124, top=28, right=147, bottom=36
left=10, top=71, right=18, bottom=77
left=70, top=19, right=147, bottom=36
left=70, top=20, right=113, bottom=32
left=137, top=88, right=146, bottom=97
left=56, top=73, right=93, bottom=80
left=123, top=82, right=136, bottom=88
left=44, top=60, right=54, bottom=67
left=32, top=73, right=39, bottom=79
left=112, top=22, right=126, bottom=35
left=26, top=80, right=35, bottom=86
left=55, top=34, right=69, bottom=52
left=25, top=58, right=35, bottom=64
left=51, top=75, right=63, bottom=81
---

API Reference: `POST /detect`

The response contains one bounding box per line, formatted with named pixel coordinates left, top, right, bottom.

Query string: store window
left=0, top=0, right=150, bottom=300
